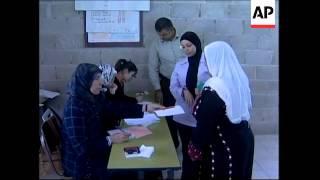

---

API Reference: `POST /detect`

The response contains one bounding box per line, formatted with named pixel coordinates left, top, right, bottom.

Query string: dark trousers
left=176, top=123, right=199, bottom=180
left=159, top=73, right=180, bottom=149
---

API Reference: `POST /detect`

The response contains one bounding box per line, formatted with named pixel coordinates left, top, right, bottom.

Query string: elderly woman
left=188, top=42, right=255, bottom=180
left=61, top=63, right=163, bottom=179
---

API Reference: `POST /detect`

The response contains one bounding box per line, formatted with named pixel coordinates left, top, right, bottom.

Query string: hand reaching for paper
left=143, top=103, right=165, bottom=113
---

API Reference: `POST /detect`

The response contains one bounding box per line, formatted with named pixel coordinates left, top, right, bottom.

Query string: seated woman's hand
left=144, top=103, right=165, bottom=113
left=108, top=83, right=118, bottom=95
left=110, top=132, right=130, bottom=144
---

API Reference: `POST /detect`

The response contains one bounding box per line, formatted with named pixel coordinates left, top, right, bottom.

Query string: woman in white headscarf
left=187, top=41, right=254, bottom=179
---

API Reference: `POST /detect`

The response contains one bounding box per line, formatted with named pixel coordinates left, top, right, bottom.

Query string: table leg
left=167, top=169, right=174, bottom=180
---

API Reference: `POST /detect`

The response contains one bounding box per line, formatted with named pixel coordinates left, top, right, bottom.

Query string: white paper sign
left=75, top=0, right=150, bottom=11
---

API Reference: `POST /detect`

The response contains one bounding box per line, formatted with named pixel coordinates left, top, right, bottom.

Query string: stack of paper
left=124, top=112, right=160, bottom=127
left=124, top=126, right=152, bottom=139
left=107, top=126, right=152, bottom=139
left=125, top=144, right=155, bottom=159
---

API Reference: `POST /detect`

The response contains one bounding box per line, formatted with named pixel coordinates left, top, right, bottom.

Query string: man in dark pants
left=148, top=17, right=185, bottom=149
left=159, top=73, right=178, bottom=147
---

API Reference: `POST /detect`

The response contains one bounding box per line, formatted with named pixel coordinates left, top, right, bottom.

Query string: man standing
left=148, top=17, right=185, bottom=149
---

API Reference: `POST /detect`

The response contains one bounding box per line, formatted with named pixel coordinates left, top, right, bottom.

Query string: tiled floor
left=40, top=135, right=278, bottom=179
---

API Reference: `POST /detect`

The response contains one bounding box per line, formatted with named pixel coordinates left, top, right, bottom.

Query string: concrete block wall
left=40, top=0, right=279, bottom=134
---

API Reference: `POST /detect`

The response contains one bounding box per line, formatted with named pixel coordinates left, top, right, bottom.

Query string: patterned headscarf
left=99, top=64, right=117, bottom=92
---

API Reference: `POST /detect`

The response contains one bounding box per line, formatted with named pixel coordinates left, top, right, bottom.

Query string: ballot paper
left=154, top=105, right=185, bottom=117
left=124, top=112, right=160, bottom=127
left=107, top=126, right=152, bottom=139
left=125, top=144, right=155, bottom=158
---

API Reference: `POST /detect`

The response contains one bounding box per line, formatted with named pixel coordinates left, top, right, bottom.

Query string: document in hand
left=124, top=112, right=160, bottom=127
left=154, top=105, right=185, bottom=117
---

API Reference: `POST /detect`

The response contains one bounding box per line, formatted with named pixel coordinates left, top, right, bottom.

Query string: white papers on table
left=107, top=126, right=152, bottom=139
left=125, top=144, right=154, bottom=159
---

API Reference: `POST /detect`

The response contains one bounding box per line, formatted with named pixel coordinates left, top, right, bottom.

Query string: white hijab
left=203, top=41, right=252, bottom=123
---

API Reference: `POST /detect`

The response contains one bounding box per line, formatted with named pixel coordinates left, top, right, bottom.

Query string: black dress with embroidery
left=188, top=87, right=255, bottom=180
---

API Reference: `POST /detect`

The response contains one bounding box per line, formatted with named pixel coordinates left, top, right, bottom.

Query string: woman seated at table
left=61, top=63, right=163, bottom=180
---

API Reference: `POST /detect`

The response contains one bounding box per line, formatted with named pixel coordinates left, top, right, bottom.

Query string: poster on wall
left=84, top=11, right=142, bottom=46
left=75, top=0, right=150, bottom=11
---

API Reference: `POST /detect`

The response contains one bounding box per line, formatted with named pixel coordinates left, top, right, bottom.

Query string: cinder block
left=42, top=50, right=73, bottom=65
left=200, top=2, right=226, bottom=19
left=40, top=17, right=83, bottom=34
left=250, top=108, right=278, bottom=123
left=250, top=80, right=279, bottom=94
left=233, top=49, right=246, bottom=64
left=40, top=80, right=69, bottom=94
left=101, top=48, right=149, bottom=65
left=39, top=2, right=51, bottom=19
left=256, top=66, right=279, bottom=80
left=100, top=49, right=122, bottom=65
left=144, top=1, right=170, bottom=21
left=273, top=49, right=278, bottom=65
left=245, top=50, right=274, bottom=65
left=40, top=51, right=45, bottom=65
left=216, top=19, right=243, bottom=35
left=100, top=49, right=126, bottom=65
left=203, top=33, right=231, bottom=47
left=182, top=19, right=215, bottom=39
left=55, top=34, right=84, bottom=49
left=171, top=18, right=188, bottom=35
left=40, top=65, right=56, bottom=81
left=226, top=4, right=250, bottom=19
left=129, top=49, right=149, bottom=65
left=250, top=121, right=278, bottom=134
left=241, top=65, right=256, bottom=80
left=71, top=49, right=102, bottom=65
left=170, top=3, right=201, bottom=18
left=135, top=64, right=149, bottom=79
left=252, top=94, right=279, bottom=108
left=51, top=1, right=82, bottom=19
left=55, top=65, right=77, bottom=81
left=40, top=34, right=57, bottom=49
left=143, top=32, right=159, bottom=50
left=229, top=35, right=259, bottom=50
left=258, top=34, right=278, bottom=50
